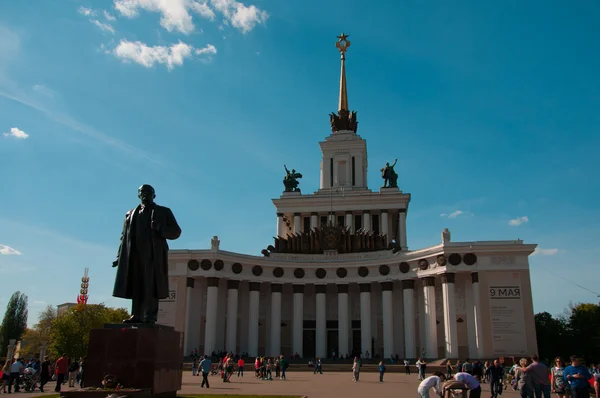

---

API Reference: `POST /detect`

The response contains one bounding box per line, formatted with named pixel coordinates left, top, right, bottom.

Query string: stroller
left=19, top=367, right=37, bottom=392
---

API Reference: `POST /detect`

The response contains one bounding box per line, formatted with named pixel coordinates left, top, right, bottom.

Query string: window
left=303, top=216, right=310, bottom=232
left=352, top=157, right=356, bottom=186
left=372, top=214, right=380, bottom=235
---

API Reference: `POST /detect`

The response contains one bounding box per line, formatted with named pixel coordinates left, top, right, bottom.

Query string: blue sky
left=1, top=0, right=599, bottom=327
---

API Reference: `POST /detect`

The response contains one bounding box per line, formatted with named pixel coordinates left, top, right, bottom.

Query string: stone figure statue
left=442, top=228, right=451, bottom=244
left=380, top=159, right=398, bottom=188
left=211, top=236, right=220, bottom=251
left=283, top=164, right=303, bottom=192
left=112, top=184, right=181, bottom=324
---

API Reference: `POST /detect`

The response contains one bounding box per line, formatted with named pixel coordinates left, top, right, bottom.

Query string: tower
left=320, top=33, right=368, bottom=191
left=77, top=267, right=90, bottom=305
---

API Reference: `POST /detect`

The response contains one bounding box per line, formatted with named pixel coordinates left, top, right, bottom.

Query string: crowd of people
left=0, top=354, right=86, bottom=394
left=415, top=355, right=600, bottom=398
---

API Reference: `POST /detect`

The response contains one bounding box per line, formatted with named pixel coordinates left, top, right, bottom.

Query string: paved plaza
left=178, top=371, right=521, bottom=398
left=12, top=371, right=523, bottom=398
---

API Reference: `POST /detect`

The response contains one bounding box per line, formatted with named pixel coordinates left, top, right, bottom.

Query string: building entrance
left=303, top=329, right=315, bottom=359
left=327, top=330, right=338, bottom=358
left=352, top=329, right=361, bottom=357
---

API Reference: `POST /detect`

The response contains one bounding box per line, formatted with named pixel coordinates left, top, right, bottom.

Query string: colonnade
left=185, top=272, right=485, bottom=359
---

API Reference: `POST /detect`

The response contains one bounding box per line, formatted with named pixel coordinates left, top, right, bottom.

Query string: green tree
left=48, top=304, right=128, bottom=359
left=567, top=302, right=600, bottom=363
left=534, top=311, right=570, bottom=361
left=0, top=291, right=28, bottom=352
left=18, top=305, right=57, bottom=359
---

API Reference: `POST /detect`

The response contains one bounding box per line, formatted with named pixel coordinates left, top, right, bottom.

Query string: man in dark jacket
left=112, top=184, right=181, bottom=324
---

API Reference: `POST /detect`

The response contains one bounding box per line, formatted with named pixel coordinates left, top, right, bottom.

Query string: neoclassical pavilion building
left=161, top=35, right=538, bottom=360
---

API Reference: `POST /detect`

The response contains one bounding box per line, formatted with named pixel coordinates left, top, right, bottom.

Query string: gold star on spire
left=335, top=33, right=351, bottom=112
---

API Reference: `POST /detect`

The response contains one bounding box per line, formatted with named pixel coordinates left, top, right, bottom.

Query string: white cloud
left=508, top=216, right=529, bottom=226
left=0, top=244, right=21, bottom=255
left=532, top=248, right=559, bottom=256
left=78, top=6, right=96, bottom=16
left=191, top=1, right=216, bottom=20
left=32, top=84, right=55, bottom=98
left=113, top=0, right=266, bottom=34
left=103, top=10, right=117, bottom=21
left=114, top=0, right=196, bottom=34
left=211, top=0, right=268, bottom=33
left=440, top=210, right=472, bottom=219
left=195, top=44, right=216, bottom=55
left=32, top=300, right=47, bottom=306
left=91, top=19, right=116, bottom=34
left=3, top=127, right=29, bottom=139
left=114, top=40, right=211, bottom=70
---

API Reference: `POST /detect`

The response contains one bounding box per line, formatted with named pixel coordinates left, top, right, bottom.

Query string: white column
left=422, top=277, right=438, bottom=359
left=292, top=285, right=304, bottom=357
left=270, top=284, right=282, bottom=356
left=472, top=272, right=484, bottom=358
left=310, top=213, right=318, bottom=230
left=359, top=284, right=372, bottom=357
left=403, top=280, right=417, bottom=358
left=345, top=212, right=353, bottom=233
left=247, top=282, right=260, bottom=357
left=398, top=211, right=407, bottom=249
left=226, top=280, right=239, bottom=354
left=362, top=211, right=371, bottom=232
left=441, top=274, right=458, bottom=358
left=277, top=213, right=285, bottom=237
left=337, top=285, right=350, bottom=358
left=381, top=282, right=394, bottom=359
left=381, top=210, right=389, bottom=238
left=315, top=285, right=327, bottom=358
left=204, top=277, right=220, bottom=356
left=293, top=213, right=301, bottom=234
left=183, top=278, right=202, bottom=355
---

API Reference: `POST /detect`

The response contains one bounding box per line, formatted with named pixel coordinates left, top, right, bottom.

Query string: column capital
left=471, top=272, right=479, bottom=283
left=440, top=273, right=456, bottom=284
left=345, top=210, right=353, bottom=214
left=271, top=283, right=283, bottom=293
left=293, top=284, right=305, bottom=294
left=337, top=284, right=349, bottom=294
left=311, top=212, right=318, bottom=216
left=315, top=285, right=327, bottom=294
left=381, top=209, right=388, bottom=213
left=227, top=280, right=240, bottom=290
left=421, top=276, right=436, bottom=287
left=277, top=212, right=284, bottom=217
left=207, top=277, right=220, bottom=287
left=363, top=210, right=371, bottom=214
left=399, top=209, right=407, bottom=214
left=402, top=279, right=415, bottom=289
left=186, top=277, right=195, bottom=288
left=293, top=212, right=301, bottom=216
left=359, top=283, right=371, bottom=293
left=249, top=282, right=261, bottom=291
left=381, top=282, right=394, bottom=291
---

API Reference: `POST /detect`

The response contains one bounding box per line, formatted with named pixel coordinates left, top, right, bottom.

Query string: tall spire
left=336, top=33, right=350, bottom=112
left=330, top=33, right=358, bottom=133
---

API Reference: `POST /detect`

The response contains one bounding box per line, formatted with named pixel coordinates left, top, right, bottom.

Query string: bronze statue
left=112, top=184, right=181, bottom=324
left=381, top=159, right=398, bottom=188
left=283, top=165, right=302, bottom=192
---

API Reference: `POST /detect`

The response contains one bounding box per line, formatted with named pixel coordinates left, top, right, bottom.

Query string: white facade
left=164, top=36, right=539, bottom=360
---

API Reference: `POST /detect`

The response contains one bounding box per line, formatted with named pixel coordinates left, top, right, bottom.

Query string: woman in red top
left=237, top=358, right=245, bottom=377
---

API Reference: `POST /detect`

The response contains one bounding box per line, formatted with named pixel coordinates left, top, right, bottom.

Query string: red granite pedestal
left=73, top=324, right=182, bottom=398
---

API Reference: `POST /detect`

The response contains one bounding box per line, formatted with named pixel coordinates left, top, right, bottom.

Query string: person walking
left=486, top=359, right=505, bottom=398
left=280, top=356, right=288, bottom=380
left=379, top=360, right=386, bottom=382
left=237, top=357, right=244, bottom=377
left=404, top=359, right=411, bottom=375
left=564, top=356, right=592, bottom=398
left=550, top=357, right=568, bottom=398
left=200, top=355, right=212, bottom=389
left=352, top=357, right=360, bottom=382
left=54, top=354, right=68, bottom=392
